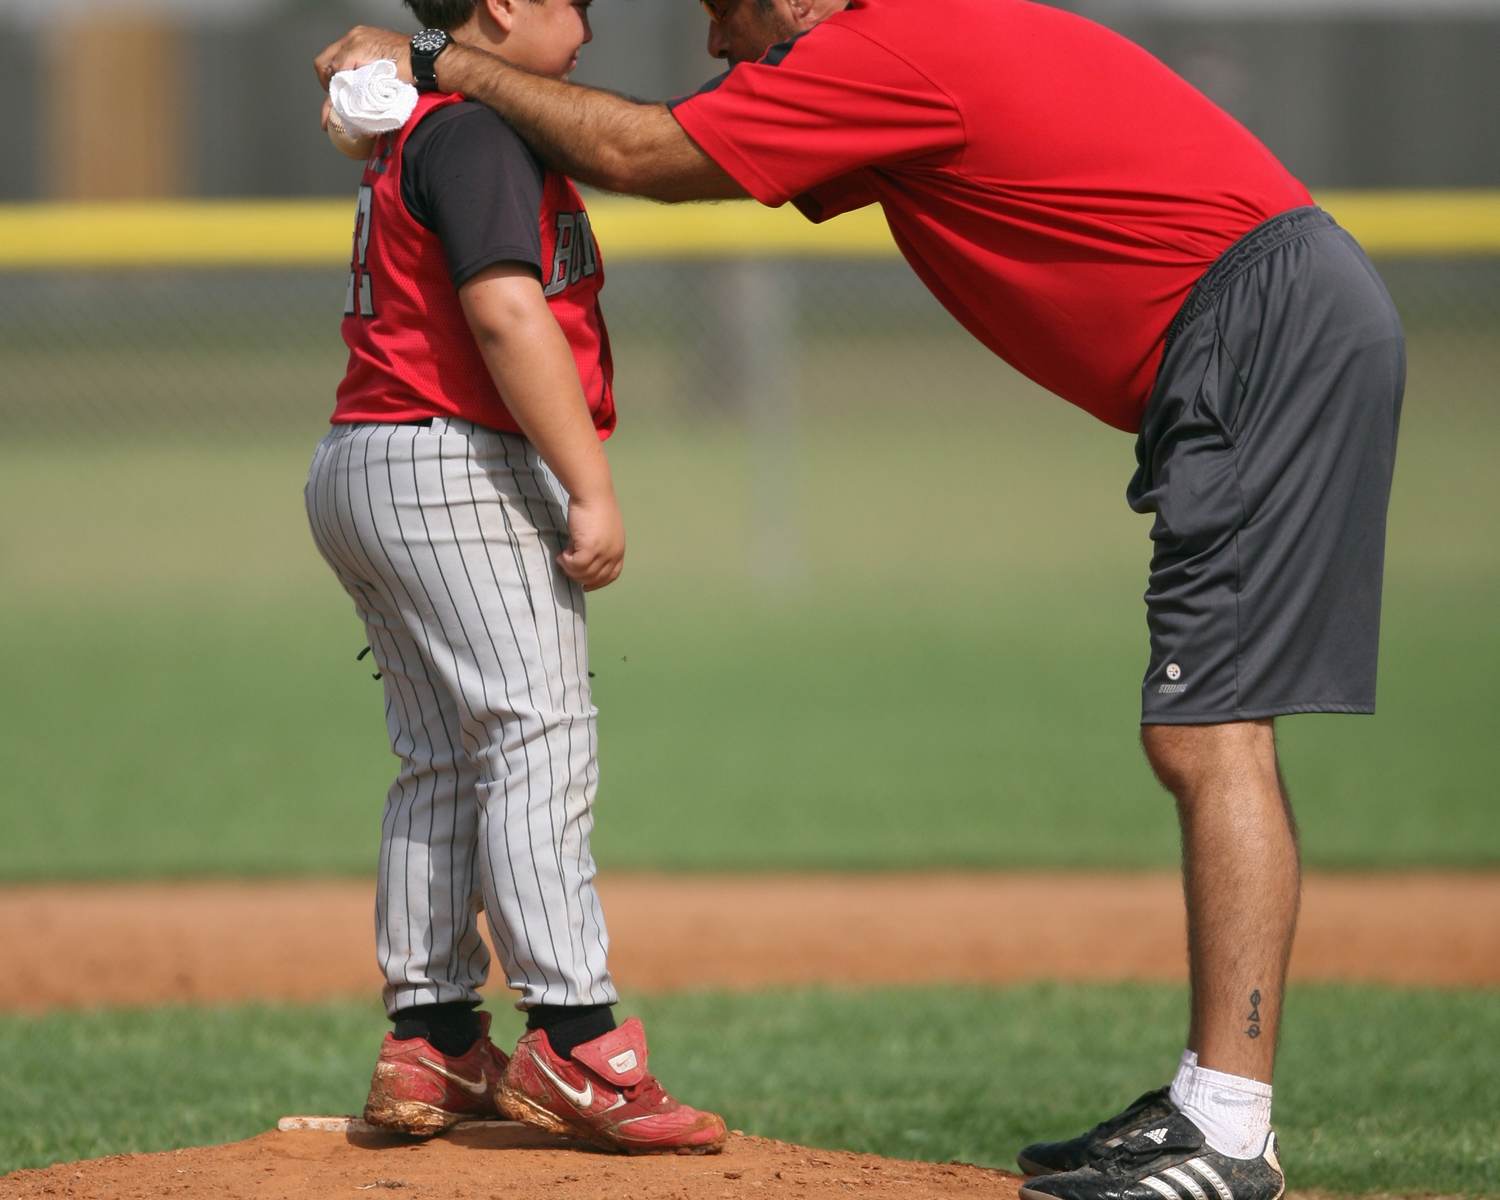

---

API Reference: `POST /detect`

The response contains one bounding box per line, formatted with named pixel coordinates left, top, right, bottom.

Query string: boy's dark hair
left=403, top=1, right=479, bottom=30
left=404, top=0, right=543, bottom=29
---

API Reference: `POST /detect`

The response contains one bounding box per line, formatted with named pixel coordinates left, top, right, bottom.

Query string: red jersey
left=335, top=93, right=616, bottom=438
left=671, top=0, right=1312, bottom=432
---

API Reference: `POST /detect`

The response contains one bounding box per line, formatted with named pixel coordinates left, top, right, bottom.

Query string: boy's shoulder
left=409, top=100, right=536, bottom=159
left=400, top=100, right=546, bottom=221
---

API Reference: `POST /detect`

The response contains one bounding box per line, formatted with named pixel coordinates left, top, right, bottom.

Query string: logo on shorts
left=1166, top=663, right=1182, bottom=681
left=1158, top=662, right=1187, bottom=695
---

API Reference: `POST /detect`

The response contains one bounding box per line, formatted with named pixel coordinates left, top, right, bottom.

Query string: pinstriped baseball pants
left=305, top=418, right=617, bottom=1015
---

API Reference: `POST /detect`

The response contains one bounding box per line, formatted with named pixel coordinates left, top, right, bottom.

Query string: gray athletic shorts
left=1129, top=206, right=1405, bottom=724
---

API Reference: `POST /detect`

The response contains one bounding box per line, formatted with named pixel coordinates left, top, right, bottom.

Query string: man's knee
left=1141, top=724, right=1199, bottom=796
left=1141, top=720, right=1278, bottom=799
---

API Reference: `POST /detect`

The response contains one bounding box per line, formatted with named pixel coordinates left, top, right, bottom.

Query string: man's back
left=672, top=0, right=1313, bottom=430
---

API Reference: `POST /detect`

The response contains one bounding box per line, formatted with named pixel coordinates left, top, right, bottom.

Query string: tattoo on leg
left=1246, top=989, right=1262, bottom=1039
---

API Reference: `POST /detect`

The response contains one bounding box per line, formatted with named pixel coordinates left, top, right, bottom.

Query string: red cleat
left=362, top=1012, right=509, bottom=1137
left=499, top=1018, right=727, bottom=1155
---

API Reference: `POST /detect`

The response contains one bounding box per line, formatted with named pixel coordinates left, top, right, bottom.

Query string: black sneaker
left=1018, top=1110, right=1285, bottom=1200
left=1018, top=1086, right=1177, bottom=1176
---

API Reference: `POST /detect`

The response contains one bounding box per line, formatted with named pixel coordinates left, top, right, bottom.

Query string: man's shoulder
left=745, top=1, right=941, bottom=79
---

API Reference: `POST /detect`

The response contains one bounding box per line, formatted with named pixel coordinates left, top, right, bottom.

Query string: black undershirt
left=401, top=102, right=546, bottom=289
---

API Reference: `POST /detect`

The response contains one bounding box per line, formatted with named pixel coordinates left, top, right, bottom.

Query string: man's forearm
left=439, top=44, right=744, bottom=203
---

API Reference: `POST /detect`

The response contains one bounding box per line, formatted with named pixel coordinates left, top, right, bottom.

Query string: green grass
left=1, top=310, right=1497, bottom=877
left=1, top=327, right=1498, bottom=878
left=1, top=577, right=1495, bottom=879
left=2, top=984, right=1497, bottom=1192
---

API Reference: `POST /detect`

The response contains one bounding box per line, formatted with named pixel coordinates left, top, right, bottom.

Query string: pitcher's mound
left=0, top=1125, right=1022, bottom=1200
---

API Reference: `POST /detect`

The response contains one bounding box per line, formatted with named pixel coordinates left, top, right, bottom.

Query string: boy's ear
left=485, top=0, right=519, bottom=35
left=793, top=0, right=841, bottom=31
left=786, top=0, right=816, bottom=26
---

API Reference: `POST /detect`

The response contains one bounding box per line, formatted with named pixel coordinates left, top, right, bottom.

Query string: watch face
left=412, top=29, right=448, bottom=55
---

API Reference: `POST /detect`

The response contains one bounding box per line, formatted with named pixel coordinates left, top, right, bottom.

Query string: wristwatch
left=410, top=28, right=452, bottom=93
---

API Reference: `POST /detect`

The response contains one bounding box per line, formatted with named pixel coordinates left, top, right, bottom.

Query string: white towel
left=329, top=60, right=420, bottom=137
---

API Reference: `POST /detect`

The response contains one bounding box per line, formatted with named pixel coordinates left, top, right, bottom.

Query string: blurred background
left=2, top=0, right=1499, bottom=198
left=1, top=0, right=1497, bottom=878
left=2, top=0, right=1499, bottom=1189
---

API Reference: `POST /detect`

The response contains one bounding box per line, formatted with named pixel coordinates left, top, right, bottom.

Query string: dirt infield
left=0, top=1128, right=1019, bottom=1200
left=2, top=871, right=1497, bottom=1013
left=3, top=871, right=1496, bottom=1199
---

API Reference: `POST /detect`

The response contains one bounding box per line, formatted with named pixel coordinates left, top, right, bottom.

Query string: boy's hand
left=559, top=492, right=625, bottom=592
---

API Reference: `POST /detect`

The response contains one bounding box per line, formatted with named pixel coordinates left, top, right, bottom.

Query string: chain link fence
left=3, top=253, right=1495, bottom=443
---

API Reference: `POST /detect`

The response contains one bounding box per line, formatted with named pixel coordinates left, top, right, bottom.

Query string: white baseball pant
left=305, top=417, right=617, bottom=1015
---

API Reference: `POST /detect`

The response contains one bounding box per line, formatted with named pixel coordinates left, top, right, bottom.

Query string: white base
left=277, top=1116, right=522, bottom=1134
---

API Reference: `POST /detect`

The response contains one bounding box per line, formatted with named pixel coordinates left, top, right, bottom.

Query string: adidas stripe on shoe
left=1019, top=1111, right=1285, bottom=1200
left=1018, top=1086, right=1177, bottom=1176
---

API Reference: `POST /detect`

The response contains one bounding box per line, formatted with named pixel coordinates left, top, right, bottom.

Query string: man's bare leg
left=1142, top=718, right=1301, bottom=1083
left=1016, top=724, right=1294, bottom=1194
left=1015, top=721, right=1294, bottom=1194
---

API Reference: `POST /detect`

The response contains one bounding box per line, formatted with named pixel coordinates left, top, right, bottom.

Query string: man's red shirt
left=671, top=0, right=1312, bottom=432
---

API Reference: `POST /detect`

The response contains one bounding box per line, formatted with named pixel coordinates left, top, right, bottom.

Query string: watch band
left=410, top=28, right=452, bottom=94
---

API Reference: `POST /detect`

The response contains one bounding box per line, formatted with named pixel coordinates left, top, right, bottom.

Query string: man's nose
left=706, top=20, right=728, bottom=59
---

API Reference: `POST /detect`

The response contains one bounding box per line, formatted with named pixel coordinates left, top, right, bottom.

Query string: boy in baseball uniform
left=306, top=0, right=724, bottom=1155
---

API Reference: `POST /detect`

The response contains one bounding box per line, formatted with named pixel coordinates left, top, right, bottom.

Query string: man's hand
left=560, top=492, right=625, bottom=592
left=315, top=26, right=412, bottom=91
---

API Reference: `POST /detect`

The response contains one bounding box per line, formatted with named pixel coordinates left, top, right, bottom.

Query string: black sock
left=526, top=1004, right=616, bottom=1060
left=392, top=1001, right=482, bottom=1056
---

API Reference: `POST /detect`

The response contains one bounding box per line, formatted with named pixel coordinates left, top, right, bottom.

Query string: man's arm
left=315, top=26, right=746, bottom=203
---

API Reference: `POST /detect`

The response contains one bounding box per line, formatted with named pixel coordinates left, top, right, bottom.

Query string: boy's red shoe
left=499, top=1018, right=727, bottom=1155
left=362, top=1012, right=509, bottom=1137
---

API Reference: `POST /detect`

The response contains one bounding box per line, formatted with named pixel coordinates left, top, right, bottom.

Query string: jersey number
left=344, top=185, right=376, bottom=319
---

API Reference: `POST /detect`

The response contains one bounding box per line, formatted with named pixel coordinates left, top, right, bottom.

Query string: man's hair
left=403, top=0, right=480, bottom=30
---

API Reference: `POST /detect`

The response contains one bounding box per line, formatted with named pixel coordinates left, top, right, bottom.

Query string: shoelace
left=1089, top=1125, right=1202, bottom=1172
left=619, top=1075, right=669, bottom=1110
left=1079, top=1090, right=1162, bottom=1146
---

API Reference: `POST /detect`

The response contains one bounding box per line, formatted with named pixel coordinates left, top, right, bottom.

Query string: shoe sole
left=1017, top=1154, right=1065, bottom=1177
left=361, top=1098, right=467, bottom=1139
left=497, top=1085, right=725, bottom=1156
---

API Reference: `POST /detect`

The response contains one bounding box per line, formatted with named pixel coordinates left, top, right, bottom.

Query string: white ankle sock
left=1171, top=1049, right=1198, bottom=1097
left=1171, top=1063, right=1273, bottom=1159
